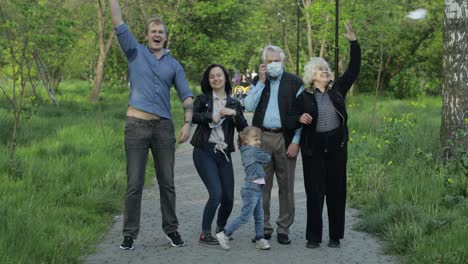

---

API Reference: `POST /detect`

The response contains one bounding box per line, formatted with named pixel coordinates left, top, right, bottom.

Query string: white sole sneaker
left=215, top=232, right=231, bottom=250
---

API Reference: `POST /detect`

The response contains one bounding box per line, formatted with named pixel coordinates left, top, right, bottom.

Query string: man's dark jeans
left=123, top=116, right=178, bottom=239
left=193, top=146, right=234, bottom=235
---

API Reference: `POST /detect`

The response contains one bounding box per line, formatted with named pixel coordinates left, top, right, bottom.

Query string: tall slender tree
left=441, top=0, right=468, bottom=158
left=90, top=0, right=114, bottom=102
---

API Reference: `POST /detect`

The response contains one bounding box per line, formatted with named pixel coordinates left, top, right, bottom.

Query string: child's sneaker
left=165, top=231, right=185, bottom=247
left=216, top=227, right=233, bottom=240
left=255, top=238, right=271, bottom=250
left=215, top=232, right=230, bottom=250
left=119, top=236, right=134, bottom=250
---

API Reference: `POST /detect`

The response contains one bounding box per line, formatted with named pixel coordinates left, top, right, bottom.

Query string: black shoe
left=306, top=241, right=320, bottom=248
left=120, top=236, right=134, bottom=250
left=277, top=234, right=291, bottom=245
left=166, top=231, right=185, bottom=247
left=328, top=239, right=340, bottom=248
left=199, top=233, right=219, bottom=245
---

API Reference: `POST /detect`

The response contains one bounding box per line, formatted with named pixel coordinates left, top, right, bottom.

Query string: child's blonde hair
left=238, top=126, right=262, bottom=148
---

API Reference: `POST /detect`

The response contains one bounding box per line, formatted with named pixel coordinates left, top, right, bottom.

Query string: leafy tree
left=0, top=0, right=75, bottom=161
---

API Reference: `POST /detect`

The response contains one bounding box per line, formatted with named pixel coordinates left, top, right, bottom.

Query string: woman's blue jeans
left=193, top=146, right=234, bottom=234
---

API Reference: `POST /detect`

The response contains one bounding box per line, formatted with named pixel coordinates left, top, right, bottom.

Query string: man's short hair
left=145, top=16, right=168, bottom=37
left=261, top=45, right=286, bottom=62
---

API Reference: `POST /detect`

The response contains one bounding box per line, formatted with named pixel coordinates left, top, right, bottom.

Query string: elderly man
left=109, top=0, right=193, bottom=250
left=244, top=45, right=303, bottom=245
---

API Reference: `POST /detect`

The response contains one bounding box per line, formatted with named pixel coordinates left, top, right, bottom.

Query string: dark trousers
left=302, top=129, right=347, bottom=243
left=193, top=146, right=234, bottom=234
left=123, top=116, right=178, bottom=239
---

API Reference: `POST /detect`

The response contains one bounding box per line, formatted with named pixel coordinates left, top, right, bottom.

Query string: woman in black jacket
left=294, top=21, right=361, bottom=249
left=190, top=64, right=248, bottom=245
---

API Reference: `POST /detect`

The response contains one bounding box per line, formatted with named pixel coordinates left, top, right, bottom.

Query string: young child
left=216, top=126, right=271, bottom=250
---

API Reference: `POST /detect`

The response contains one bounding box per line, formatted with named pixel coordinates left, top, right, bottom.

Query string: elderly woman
left=293, top=21, right=361, bottom=249
left=191, top=64, right=248, bottom=245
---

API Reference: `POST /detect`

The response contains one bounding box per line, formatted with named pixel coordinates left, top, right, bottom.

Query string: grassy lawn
left=0, top=81, right=466, bottom=263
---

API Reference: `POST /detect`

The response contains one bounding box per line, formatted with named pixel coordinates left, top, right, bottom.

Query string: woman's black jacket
left=190, top=93, right=248, bottom=153
left=290, top=41, right=361, bottom=156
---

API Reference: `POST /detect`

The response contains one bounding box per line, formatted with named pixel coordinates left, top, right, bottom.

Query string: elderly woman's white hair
left=302, top=57, right=332, bottom=89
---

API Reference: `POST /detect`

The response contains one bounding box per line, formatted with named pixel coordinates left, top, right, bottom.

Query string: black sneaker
left=166, top=231, right=185, bottom=247
left=199, top=233, right=219, bottom=245
left=277, top=233, right=291, bottom=245
left=328, top=239, right=340, bottom=248
left=120, top=236, right=134, bottom=250
left=306, top=241, right=320, bottom=248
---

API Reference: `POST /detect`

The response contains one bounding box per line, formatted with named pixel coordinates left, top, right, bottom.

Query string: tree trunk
left=91, top=0, right=115, bottom=102
left=33, top=51, right=60, bottom=106
left=319, top=14, right=329, bottom=58
left=302, top=0, right=313, bottom=59
left=441, top=0, right=468, bottom=159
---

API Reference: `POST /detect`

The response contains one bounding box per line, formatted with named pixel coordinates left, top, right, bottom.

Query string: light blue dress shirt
left=115, top=23, right=193, bottom=119
left=244, top=71, right=304, bottom=144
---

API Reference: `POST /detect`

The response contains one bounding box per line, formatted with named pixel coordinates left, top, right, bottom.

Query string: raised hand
left=343, top=20, right=357, bottom=41
left=258, top=64, right=267, bottom=84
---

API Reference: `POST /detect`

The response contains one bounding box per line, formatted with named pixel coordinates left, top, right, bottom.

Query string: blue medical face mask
left=267, top=62, right=283, bottom=78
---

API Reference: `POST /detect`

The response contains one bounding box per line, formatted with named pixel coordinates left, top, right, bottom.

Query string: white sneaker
left=255, top=238, right=271, bottom=250
left=216, top=232, right=230, bottom=250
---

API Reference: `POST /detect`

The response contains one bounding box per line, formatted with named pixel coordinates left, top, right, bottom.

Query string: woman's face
left=209, top=67, right=226, bottom=91
left=312, top=66, right=331, bottom=84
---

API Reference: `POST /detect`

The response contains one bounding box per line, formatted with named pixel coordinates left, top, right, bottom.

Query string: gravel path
left=83, top=113, right=397, bottom=264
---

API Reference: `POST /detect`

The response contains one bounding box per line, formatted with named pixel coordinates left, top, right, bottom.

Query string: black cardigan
left=292, top=41, right=361, bottom=155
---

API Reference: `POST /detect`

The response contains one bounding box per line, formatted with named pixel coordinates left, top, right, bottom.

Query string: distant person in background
left=240, top=74, right=250, bottom=87
left=245, top=69, right=252, bottom=82
left=292, top=21, right=361, bottom=249
left=232, top=69, right=242, bottom=86
left=191, top=64, right=248, bottom=245
left=109, top=0, right=193, bottom=250
left=250, top=69, right=258, bottom=81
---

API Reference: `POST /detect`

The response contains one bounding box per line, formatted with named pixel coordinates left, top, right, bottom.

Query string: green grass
left=347, top=96, right=467, bottom=264
left=0, top=80, right=192, bottom=264
left=1, top=84, right=466, bottom=263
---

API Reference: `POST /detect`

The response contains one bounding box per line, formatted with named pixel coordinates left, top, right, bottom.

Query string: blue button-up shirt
left=244, top=71, right=304, bottom=144
left=115, top=24, right=193, bottom=119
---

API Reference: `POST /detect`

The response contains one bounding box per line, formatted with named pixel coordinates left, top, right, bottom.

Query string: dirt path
left=84, top=113, right=396, bottom=264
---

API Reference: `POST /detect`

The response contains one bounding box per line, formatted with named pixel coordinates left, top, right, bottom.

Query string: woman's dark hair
left=200, top=64, right=232, bottom=95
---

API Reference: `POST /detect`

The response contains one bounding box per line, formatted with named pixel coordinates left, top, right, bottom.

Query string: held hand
left=286, top=143, right=299, bottom=158
left=299, top=113, right=313, bottom=125
left=177, top=123, right=191, bottom=144
left=220, top=107, right=236, bottom=117
left=343, top=20, right=357, bottom=41
left=258, top=64, right=267, bottom=84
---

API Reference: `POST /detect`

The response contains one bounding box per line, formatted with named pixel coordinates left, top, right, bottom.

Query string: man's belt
left=261, top=127, right=282, bottom=133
